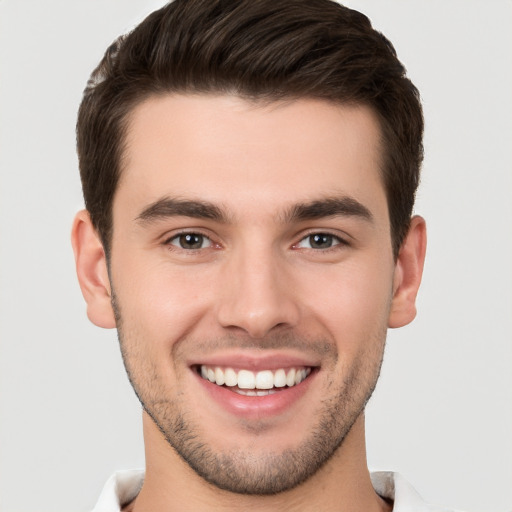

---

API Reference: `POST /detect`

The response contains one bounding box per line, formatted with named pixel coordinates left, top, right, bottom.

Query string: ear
left=71, top=210, right=116, bottom=328
left=388, top=215, right=427, bottom=328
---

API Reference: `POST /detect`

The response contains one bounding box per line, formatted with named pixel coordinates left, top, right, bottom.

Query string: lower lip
left=194, top=370, right=316, bottom=419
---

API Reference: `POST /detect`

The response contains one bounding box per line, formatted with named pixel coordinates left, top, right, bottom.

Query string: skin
left=72, top=95, right=426, bottom=511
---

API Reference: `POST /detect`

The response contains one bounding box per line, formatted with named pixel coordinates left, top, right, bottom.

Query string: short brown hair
left=77, top=0, right=423, bottom=258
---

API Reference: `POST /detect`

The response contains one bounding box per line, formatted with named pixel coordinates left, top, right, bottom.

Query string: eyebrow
left=283, top=196, right=373, bottom=224
left=135, top=195, right=373, bottom=225
left=136, top=197, right=228, bottom=224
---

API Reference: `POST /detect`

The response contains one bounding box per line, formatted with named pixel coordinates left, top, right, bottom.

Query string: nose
left=216, top=245, right=300, bottom=339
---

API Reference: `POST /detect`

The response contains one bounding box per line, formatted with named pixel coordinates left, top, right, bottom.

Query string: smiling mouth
left=196, top=365, right=313, bottom=396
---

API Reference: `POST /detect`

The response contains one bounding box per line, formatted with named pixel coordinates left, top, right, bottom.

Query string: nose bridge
left=216, top=238, right=299, bottom=338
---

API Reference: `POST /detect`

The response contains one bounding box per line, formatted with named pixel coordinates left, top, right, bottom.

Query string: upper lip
left=187, top=350, right=320, bottom=371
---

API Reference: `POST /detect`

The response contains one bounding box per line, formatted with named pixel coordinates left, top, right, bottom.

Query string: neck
left=127, top=412, right=391, bottom=512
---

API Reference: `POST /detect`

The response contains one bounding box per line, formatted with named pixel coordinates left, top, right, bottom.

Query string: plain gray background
left=0, top=1, right=511, bottom=511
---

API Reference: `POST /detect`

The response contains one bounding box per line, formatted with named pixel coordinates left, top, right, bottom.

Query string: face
left=109, top=95, right=397, bottom=494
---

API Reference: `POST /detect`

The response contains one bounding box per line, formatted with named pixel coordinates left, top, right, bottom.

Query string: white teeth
left=273, top=368, right=287, bottom=388
left=236, top=388, right=278, bottom=396
left=238, top=369, right=256, bottom=389
left=256, top=389, right=275, bottom=396
left=295, top=368, right=306, bottom=385
left=214, top=367, right=225, bottom=386
left=199, top=365, right=312, bottom=391
left=237, top=389, right=258, bottom=396
left=286, top=368, right=296, bottom=387
left=255, top=370, right=274, bottom=389
left=224, top=367, right=237, bottom=387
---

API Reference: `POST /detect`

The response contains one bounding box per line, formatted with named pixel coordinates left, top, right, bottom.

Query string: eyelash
left=163, top=230, right=349, bottom=253
left=293, top=232, right=349, bottom=251
left=164, top=231, right=216, bottom=251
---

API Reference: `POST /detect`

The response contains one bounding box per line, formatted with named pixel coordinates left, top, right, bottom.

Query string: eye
left=296, top=233, right=345, bottom=250
left=168, top=233, right=212, bottom=250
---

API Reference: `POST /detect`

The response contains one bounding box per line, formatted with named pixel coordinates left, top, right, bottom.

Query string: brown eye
left=169, top=233, right=211, bottom=249
left=309, top=234, right=334, bottom=249
left=296, top=233, right=345, bottom=250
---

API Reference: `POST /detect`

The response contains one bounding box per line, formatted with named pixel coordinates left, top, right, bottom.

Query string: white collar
left=91, top=469, right=143, bottom=512
left=92, top=469, right=456, bottom=511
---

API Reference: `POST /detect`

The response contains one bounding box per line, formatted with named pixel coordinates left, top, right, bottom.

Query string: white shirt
left=91, top=470, right=461, bottom=511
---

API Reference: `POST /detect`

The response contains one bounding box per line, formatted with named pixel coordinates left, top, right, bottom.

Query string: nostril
left=215, top=272, right=301, bottom=338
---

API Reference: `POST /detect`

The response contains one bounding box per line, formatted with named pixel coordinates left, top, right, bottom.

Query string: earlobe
left=388, top=215, right=427, bottom=328
left=71, top=210, right=116, bottom=329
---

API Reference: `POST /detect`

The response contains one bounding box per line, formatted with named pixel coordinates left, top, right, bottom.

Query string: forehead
left=117, top=94, right=387, bottom=223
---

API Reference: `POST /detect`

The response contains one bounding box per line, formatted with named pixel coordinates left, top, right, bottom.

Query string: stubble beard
left=112, top=295, right=387, bottom=495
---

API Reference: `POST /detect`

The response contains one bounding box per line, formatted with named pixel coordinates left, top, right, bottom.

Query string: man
left=71, top=0, right=438, bottom=510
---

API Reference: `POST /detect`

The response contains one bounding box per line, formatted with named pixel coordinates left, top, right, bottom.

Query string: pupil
left=180, top=233, right=203, bottom=249
left=311, top=234, right=332, bottom=248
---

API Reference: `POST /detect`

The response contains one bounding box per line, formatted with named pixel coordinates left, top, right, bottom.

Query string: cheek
left=300, top=258, right=394, bottom=347
left=111, top=255, right=215, bottom=350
